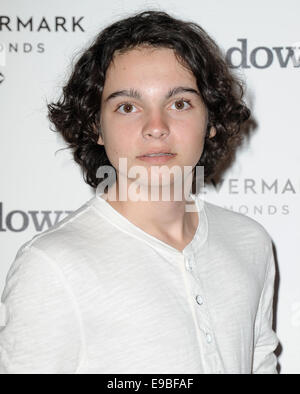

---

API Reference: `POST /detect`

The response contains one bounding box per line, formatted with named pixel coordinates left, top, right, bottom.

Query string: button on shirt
left=0, top=193, right=279, bottom=374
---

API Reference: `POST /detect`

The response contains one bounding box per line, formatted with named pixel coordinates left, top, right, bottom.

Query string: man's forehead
left=106, top=48, right=195, bottom=84
left=109, top=46, right=186, bottom=70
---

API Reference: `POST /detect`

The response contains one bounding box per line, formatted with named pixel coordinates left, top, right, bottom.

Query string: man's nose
left=142, top=110, right=170, bottom=139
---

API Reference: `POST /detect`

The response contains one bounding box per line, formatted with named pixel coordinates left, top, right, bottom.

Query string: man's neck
left=101, top=181, right=199, bottom=251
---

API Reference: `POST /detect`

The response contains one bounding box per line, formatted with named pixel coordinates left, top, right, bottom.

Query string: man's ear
left=93, top=122, right=104, bottom=145
left=97, top=133, right=104, bottom=146
left=209, top=126, right=216, bottom=139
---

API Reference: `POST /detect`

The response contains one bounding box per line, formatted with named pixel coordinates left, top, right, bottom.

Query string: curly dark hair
left=47, top=9, right=251, bottom=192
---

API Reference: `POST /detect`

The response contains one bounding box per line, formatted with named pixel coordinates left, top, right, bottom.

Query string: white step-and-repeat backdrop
left=1, top=0, right=299, bottom=373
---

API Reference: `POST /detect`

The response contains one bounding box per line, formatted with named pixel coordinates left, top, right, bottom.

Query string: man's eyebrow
left=104, top=86, right=201, bottom=103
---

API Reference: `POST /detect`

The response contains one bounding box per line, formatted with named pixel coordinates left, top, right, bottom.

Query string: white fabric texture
left=0, top=193, right=279, bottom=374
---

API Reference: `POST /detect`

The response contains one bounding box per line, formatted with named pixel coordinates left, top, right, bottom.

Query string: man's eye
left=116, top=99, right=192, bottom=114
left=116, top=103, right=138, bottom=114
left=171, top=99, right=192, bottom=111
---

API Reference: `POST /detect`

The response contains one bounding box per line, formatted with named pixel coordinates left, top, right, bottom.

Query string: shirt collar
left=89, top=192, right=208, bottom=259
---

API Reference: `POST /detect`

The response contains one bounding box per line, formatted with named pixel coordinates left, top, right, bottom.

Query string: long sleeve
left=252, top=238, right=280, bottom=374
left=0, top=246, right=83, bottom=374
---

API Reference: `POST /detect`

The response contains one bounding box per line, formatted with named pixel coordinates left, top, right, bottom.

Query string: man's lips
left=137, top=152, right=175, bottom=158
left=136, top=154, right=177, bottom=163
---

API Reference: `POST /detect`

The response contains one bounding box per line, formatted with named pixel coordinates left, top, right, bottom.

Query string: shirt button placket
left=179, top=254, right=223, bottom=373
left=205, top=332, right=212, bottom=344
left=195, top=294, right=203, bottom=305
left=189, top=266, right=224, bottom=373
left=185, top=256, right=193, bottom=272
left=194, top=294, right=214, bottom=346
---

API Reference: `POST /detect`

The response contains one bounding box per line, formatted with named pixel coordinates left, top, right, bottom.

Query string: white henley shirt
left=0, top=193, right=279, bottom=374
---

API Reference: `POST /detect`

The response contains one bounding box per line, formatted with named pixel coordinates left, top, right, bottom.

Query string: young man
left=0, top=10, right=279, bottom=374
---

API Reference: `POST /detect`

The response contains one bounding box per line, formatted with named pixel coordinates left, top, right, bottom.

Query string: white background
left=0, top=0, right=299, bottom=373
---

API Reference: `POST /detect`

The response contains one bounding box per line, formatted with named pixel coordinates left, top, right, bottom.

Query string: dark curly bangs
left=47, top=9, right=251, bottom=192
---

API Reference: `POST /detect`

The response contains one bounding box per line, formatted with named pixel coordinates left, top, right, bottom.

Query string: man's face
left=98, top=46, right=212, bottom=191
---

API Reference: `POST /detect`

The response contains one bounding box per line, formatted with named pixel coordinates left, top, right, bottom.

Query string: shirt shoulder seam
left=20, top=201, right=94, bottom=254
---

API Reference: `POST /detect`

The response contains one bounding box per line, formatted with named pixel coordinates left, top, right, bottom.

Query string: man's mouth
left=137, top=153, right=177, bottom=163
left=141, top=153, right=175, bottom=157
